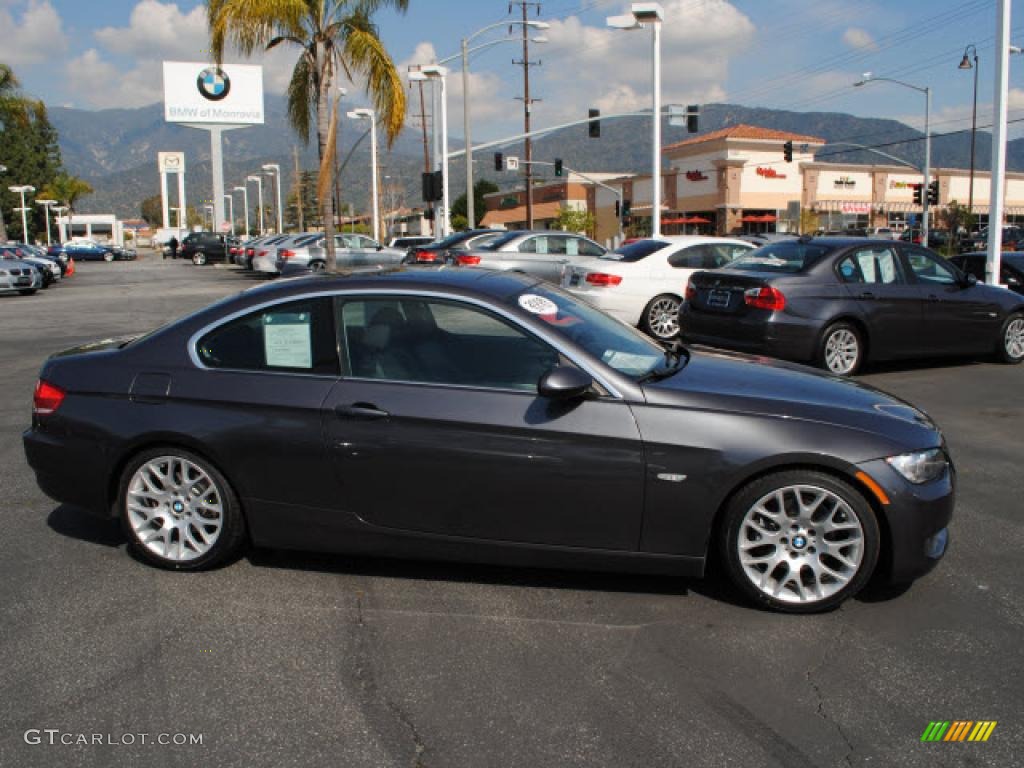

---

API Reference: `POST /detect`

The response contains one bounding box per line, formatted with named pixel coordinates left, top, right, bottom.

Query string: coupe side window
left=196, top=298, right=338, bottom=374
left=579, top=239, right=605, bottom=256
left=339, top=298, right=559, bottom=391
left=667, top=245, right=708, bottom=269
left=906, top=248, right=957, bottom=285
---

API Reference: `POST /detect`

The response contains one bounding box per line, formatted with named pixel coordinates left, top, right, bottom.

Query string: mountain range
left=49, top=95, right=1024, bottom=221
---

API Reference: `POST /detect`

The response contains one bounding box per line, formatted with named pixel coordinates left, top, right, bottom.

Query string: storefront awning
left=663, top=216, right=712, bottom=225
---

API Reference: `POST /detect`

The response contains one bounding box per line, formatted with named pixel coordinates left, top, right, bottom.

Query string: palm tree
left=208, top=0, right=409, bottom=270
left=0, top=62, right=30, bottom=242
left=40, top=174, right=94, bottom=242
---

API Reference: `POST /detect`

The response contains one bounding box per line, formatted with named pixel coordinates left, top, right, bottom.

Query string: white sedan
left=561, top=235, right=753, bottom=341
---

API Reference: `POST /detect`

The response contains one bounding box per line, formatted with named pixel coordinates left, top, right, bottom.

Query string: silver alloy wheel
left=310, top=261, right=325, bottom=272
left=824, top=328, right=859, bottom=374
left=647, top=296, right=681, bottom=339
left=1005, top=317, right=1024, bottom=359
left=736, top=484, right=865, bottom=605
left=103, top=252, right=114, bottom=262
left=126, top=456, right=224, bottom=562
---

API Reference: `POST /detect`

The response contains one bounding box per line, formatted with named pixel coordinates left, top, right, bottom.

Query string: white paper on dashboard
left=264, top=323, right=312, bottom=368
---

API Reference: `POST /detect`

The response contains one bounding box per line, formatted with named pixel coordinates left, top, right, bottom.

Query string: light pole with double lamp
left=607, top=3, right=665, bottom=237
left=455, top=20, right=549, bottom=228
left=346, top=108, right=380, bottom=242
left=9, top=184, right=36, bottom=243
left=247, top=175, right=265, bottom=236
left=854, top=73, right=931, bottom=245
left=263, top=164, right=283, bottom=234
left=233, top=186, right=250, bottom=238
left=35, top=198, right=57, bottom=246
left=958, top=45, right=979, bottom=234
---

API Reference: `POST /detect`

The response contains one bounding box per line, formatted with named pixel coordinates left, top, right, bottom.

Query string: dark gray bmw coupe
left=24, top=269, right=953, bottom=613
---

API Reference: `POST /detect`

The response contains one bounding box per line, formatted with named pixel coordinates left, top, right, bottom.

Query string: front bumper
left=856, top=457, right=954, bottom=583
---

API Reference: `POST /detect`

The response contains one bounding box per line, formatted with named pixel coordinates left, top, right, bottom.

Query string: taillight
left=280, top=249, right=295, bottom=260
left=455, top=255, right=481, bottom=265
left=585, top=272, right=623, bottom=286
left=33, top=379, right=65, bottom=415
left=685, top=280, right=697, bottom=301
left=414, top=250, right=437, bottom=262
left=743, top=286, right=786, bottom=311
left=246, top=248, right=255, bottom=257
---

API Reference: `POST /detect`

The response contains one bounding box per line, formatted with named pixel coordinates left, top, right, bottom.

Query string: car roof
left=645, top=235, right=752, bottom=245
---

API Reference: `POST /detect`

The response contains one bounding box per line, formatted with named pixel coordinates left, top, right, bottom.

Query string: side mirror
left=961, top=273, right=978, bottom=288
left=538, top=366, right=593, bottom=400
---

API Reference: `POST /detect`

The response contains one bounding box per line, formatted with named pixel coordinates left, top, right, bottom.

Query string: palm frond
left=207, top=0, right=308, bottom=61
left=286, top=51, right=316, bottom=143
left=340, top=21, right=406, bottom=146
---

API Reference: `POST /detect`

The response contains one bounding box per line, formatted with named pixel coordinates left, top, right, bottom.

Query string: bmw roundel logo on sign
left=196, top=67, right=231, bottom=101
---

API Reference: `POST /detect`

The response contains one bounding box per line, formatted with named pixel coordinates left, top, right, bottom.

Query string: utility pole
left=513, top=0, right=542, bottom=229
left=293, top=146, right=304, bottom=233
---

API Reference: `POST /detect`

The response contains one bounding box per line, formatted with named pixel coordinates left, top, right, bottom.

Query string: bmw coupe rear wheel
left=119, top=448, right=246, bottom=570
left=641, top=294, right=682, bottom=341
left=819, top=322, right=863, bottom=375
left=721, top=471, right=879, bottom=613
left=997, top=312, right=1024, bottom=364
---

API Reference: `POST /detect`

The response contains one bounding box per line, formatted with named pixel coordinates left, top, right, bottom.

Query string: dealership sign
left=158, top=151, right=185, bottom=173
left=163, top=62, right=264, bottom=124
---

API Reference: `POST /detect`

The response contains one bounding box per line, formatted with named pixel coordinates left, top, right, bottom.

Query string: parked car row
left=49, top=237, right=136, bottom=262
left=0, top=242, right=74, bottom=296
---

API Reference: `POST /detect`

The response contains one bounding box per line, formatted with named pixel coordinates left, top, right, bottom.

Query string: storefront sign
left=685, top=171, right=708, bottom=181
left=833, top=176, right=856, bottom=189
left=889, top=180, right=915, bottom=190
left=840, top=202, right=871, bottom=214
left=757, top=167, right=787, bottom=179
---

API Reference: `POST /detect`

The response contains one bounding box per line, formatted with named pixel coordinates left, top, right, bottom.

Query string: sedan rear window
left=724, top=242, right=831, bottom=274
left=601, top=239, right=671, bottom=262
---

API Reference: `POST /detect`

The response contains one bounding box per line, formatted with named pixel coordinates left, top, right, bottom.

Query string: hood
left=643, top=348, right=941, bottom=453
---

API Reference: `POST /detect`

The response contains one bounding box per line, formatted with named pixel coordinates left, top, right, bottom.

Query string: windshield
left=725, top=241, right=831, bottom=274
left=601, top=239, right=671, bottom=262
left=507, top=284, right=671, bottom=379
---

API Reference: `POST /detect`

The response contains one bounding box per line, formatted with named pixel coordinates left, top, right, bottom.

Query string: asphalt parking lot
left=1, top=252, right=1021, bottom=768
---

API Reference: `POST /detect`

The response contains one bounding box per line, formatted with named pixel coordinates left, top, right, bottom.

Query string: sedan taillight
left=744, top=286, right=786, bottom=311
left=414, top=250, right=438, bottom=262
left=455, top=255, right=481, bottom=265
left=34, top=379, right=65, bottom=415
left=585, top=272, right=623, bottom=286
left=685, top=280, right=697, bottom=301
left=280, top=249, right=295, bottom=260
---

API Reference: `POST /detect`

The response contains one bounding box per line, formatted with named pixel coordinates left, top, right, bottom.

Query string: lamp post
left=35, top=198, right=57, bottom=246
left=0, top=164, right=7, bottom=242
left=958, top=45, right=979, bottom=235
left=247, top=175, right=265, bottom=235
left=203, top=204, right=215, bottom=230
left=51, top=206, right=67, bottom=243
left=233, top=186, right=249, bottom=238
left=346, top=108, right=380, bottom=241
left=223, top=194, right=235, bottom=236
left=854, top=73, right=931, bottom=245
left=9, top=184, right=36, bottom=242
left=409, top=66, right=449, bottom=236
left=608, top=3, right=665, bottom=237
left=262, top=164, right=284, bottom=235
left=453, top=21, right=549, bottom=228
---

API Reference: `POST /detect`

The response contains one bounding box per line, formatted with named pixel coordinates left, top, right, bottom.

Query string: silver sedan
left=454, top=230, right=607, bottom=283
left=277, top=234, right=405, bottom=273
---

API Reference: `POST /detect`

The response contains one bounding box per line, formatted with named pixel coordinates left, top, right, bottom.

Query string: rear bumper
left=23, top=426, right=112, bottom=516
left=856, top=457, right=954, bottom=583
left=680, top=307, right=820, bottom=362
left=252, top=255, right=279, bottom=273
left=566, top=288, right=643, bottom=327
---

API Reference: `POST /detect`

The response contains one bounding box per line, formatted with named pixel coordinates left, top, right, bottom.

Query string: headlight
left=886, top=448, right=948, bottom=484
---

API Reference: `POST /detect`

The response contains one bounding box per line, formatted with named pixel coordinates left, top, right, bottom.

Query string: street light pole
left=233, top=186, right=249, bottom=238
left=853, top=73, right=931, bottom=244
left=223, top=194, right=235, bottom=236
left=51, top=206, right=67, bottom=242
left=35, top=199, right=56, bottom=246
left=346, top=108, right=380, bottom=241
left=262, top=164, right=284, bottom=234
left=8, top=185, right=36, bottom=243
left=959, top=45, right=979, bottom=232
left=0, top=164, right=7, bottom=242
left=608, top=3, right=665, bottom=238
left=247, top=175, right=264, bottom=235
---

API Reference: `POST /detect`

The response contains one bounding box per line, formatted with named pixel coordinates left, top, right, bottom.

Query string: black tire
left=18, top=288, right=37, bottom=296
left=309, top=260, right=326, bottom=273
left=995, top=311, right=1024, bottom=364
left=640, top=293, right=682, bottom=341
left=720, top=470, right=880, bottom=613
left=192, top=252, right=207, bottom=266
left=817, top=321, right=864, bottom=375
left=117, top=447, right=247, bottom=570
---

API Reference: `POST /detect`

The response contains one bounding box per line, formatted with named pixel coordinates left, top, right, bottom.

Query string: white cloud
left=842, top=28, right=878, bottom=52
left=0, top=0, right=67, bottom=66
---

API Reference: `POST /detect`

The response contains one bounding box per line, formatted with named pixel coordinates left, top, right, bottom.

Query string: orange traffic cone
left=66, top=258, right=75, bottom=276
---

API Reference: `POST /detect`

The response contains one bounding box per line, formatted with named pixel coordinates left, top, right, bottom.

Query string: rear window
left=602, top=239, right=671, bottom=262
left=481, top=231, right=523, bottom=250
left=724, top=242, right=831, bottom=274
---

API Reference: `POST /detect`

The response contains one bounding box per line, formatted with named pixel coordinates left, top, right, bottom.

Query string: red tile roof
left=663, top=124, right=826, bottom=152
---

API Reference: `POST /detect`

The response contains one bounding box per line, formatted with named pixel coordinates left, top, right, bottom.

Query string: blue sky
left=3, top=0, right=1023, bottom=142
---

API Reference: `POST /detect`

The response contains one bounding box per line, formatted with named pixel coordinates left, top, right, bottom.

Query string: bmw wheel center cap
left=792, top=535, right=807, bottom=550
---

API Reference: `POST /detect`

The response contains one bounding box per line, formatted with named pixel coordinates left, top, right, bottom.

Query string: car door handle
left=335, top=403, right=390, bottom=420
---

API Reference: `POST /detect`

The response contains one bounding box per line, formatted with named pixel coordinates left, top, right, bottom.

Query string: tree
left=799, top=208, right=820, bottom=235
left=285, top=170, right=321, bottom=230
left=450, top=213, right=468, bottom=232
left=450, top=179, right=498, bottom=228
left=140, top=193, right=164, bottom=227
left=40, top=174, right=94, bottom=241
left=554, top=207, right=594, bottom=237
left=209, top=0, right=409, bottom=271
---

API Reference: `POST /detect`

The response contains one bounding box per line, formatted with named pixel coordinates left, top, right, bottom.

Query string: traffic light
left=554, top=158, right=563, bottom=177
left=588, top=108, right=600, bottom=138
left=494, top=152, right=504, bottom=171
left=421, top=171, right=442, bottom=202
left=687, top=104, right=699, bottom=134
left=423, top=208, right=435, bottom=221
left=614, top=200, right=621, bottom=217
left=912, top=184, right=923, bottom=205
left=927, top=180, right=939, bottom=205
left=783, top=141, right=793, bottom=163
left=622, top=199, right=632, bottom=217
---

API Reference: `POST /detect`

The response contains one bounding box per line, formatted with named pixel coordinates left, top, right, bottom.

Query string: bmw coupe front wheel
left=720, top=471, right=880, bottom=613
left=118, top=448, right=246, bottom=570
